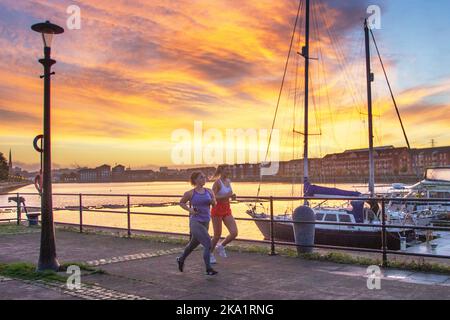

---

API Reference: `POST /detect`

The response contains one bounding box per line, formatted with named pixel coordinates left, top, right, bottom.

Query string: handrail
left=2, top=191, right=449, bottom=265
left=54, top=207, right=450, bottom=232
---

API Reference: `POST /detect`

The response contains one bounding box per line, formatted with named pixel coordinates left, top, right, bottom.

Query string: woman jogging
left=177, top=171, right=218, bottom=275
left=210, top=165, right=238, bottom=264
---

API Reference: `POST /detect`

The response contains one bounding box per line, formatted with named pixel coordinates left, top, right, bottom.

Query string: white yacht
left=386, top=167, right=450, bottom=226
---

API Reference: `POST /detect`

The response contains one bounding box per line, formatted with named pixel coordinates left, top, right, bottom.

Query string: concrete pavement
left=0, top=227, right=449, bottom=300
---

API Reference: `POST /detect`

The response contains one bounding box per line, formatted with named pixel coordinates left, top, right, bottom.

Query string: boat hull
left=251, top=217, right=413, bottom=251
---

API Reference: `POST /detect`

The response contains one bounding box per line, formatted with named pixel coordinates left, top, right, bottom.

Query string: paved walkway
left=0, top=229, right=449, bottom=300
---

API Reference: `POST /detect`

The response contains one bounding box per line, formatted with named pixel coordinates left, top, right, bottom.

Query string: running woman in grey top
left=178, top=171, right=218, bottom=275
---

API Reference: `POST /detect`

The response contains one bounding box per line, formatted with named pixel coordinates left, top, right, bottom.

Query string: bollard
left=269, top=197, right=276, bottom=255
left=127, top=194, right=131, bottom=237
left=79, top=194, right=83, bottom=233
left=292, top=206, right=315, bottom=254
left=16, top=193, right=21, bottom=225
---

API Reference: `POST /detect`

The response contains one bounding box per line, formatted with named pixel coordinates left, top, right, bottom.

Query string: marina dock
left=406, top=231, right=450, bottom=257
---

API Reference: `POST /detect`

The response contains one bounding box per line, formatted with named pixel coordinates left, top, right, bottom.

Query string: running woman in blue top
left=178, top=171, right=218, bottom=275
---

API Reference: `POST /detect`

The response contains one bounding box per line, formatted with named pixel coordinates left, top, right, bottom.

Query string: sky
left=0, top=0, right=449, bottom=171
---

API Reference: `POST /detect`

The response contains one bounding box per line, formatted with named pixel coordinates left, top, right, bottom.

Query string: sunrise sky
left=0, top=0, right=449, bottom=171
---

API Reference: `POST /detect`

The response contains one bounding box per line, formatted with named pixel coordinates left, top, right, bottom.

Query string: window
left=339, top=215, right=352, bottom=223
left=315, top=213, right=324, bottom=221
left=324, top=214, right=337, bottom=222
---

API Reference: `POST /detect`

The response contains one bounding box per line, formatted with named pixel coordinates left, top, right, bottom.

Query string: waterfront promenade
left=0, top=182, right=31, bottom=194
left=0, top=226, right=449, bottom=300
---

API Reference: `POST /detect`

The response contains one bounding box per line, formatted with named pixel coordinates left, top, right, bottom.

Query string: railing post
left=127, top=194, right=131, bottom=237
left=79, top=193, right=83, bottom=233
left=16, top=193, right=21, bottom=225
left=269, top=196, right=276, bottom=256
left=381, top=199, right=388, bottom=267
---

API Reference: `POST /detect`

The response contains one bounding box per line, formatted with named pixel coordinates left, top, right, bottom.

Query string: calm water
left=0, top=181, right=383, bottom=241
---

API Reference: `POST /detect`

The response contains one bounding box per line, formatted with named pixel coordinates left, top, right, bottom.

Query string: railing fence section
left=1, top=192, right=449, bottom=265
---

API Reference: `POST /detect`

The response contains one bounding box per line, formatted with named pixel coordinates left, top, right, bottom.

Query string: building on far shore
left=230, top=145, right=450, bottom=183
left=412, top=146, right=450, bottom=175
left=77, top=165, right=111, bottom=183
left=66, top=145, right=450, bottom=184
left=321, top=146, right=412, bottom=181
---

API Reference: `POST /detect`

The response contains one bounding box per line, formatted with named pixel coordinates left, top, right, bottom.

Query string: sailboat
left=246, top=0, right=415, bottom=250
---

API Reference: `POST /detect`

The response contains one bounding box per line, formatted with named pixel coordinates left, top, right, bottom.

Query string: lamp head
left=31, top=20, right=64, bottom=48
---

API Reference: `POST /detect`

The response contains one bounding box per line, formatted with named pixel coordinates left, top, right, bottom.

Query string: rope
left=369, top=29, right=411, bottom=150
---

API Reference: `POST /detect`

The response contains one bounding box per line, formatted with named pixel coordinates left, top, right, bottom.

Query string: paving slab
left=0, top=280, right=77, bottom=300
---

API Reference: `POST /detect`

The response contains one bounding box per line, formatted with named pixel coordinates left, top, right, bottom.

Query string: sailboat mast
left=364, top=19, right=375, bottom=197
left=303, top=0, right=310, bottom=192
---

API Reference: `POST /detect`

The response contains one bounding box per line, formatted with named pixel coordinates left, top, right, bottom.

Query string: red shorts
left=211, top=201, right=232, bottom=217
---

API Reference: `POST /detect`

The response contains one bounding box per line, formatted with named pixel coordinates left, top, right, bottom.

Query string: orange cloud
left=0, top=0, right=449, bottom=168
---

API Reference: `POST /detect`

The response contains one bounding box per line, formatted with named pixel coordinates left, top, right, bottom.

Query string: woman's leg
left=194, top=221, right=213, bottom=270
left=220, top=215, right=238, bottom=247
left=210, top=216, right=223, bottom=253
left=179, top=219, right=202, bottom=263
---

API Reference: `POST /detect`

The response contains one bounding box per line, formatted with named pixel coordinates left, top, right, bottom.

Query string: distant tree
left=0, top=152, right=8, bottom=181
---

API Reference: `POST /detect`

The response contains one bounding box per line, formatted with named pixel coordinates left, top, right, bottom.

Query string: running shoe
left=216, top=244, right=227, bottom=258
left=210, top=254, right=217, bottom=264
left=206, top=268, right=218, bottom=276
left=176, top=257, right=184, bottom=272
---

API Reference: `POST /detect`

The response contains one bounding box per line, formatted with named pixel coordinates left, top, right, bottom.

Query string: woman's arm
left=228, top=179, right=237, bottom=200
left=206, top=188, right=217, bottom=207
left=180, top=190, right=195, bottom=215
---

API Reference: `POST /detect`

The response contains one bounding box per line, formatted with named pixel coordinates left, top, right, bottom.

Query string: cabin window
left=315, top=213, right=324, bottom=221
left=339, top=215, right=352, bottom=223
left=324, top=214, right=337, bottom=222
left=431, top=192, right=450, bottom=199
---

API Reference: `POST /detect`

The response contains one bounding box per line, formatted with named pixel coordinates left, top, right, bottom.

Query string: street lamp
left=31, top=21, right=64, bottom=271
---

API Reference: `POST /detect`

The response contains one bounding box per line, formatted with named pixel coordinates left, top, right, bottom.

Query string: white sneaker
left=216, top=244, right=227, bottom=258
left=210, top=254, right=217, bottom=264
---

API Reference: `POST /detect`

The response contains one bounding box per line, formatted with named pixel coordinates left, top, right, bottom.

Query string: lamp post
left=31, top=21, right=64, bottom=271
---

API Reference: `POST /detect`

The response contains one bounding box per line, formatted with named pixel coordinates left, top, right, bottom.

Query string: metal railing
left=1, top=192, right=450, bottom=266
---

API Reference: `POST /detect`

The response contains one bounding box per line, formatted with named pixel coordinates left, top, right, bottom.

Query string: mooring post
left=16, top=193, right=21, bottom=225
left=79, top=193, right=83, bottom=233
left=269, top=197, right=276, bottom=256
left=127, top=194, right=131, bottom=237
left=381, top=199, right=388, bottom=267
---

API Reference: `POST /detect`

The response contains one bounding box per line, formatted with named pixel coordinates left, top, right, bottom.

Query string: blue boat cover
left=304, top=180, right=362, bottom=197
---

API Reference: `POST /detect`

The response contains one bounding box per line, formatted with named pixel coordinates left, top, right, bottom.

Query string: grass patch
left=387, top=260, right=450, bottom=274
left=0, top=223, right=40, bottom=235
left=0, top=262, right=66, bottom=282
left=60, top=262, right=106, bottom=275
left=0, top=261, right=107, bottom=289
left=128, top=233, right=187, bottom=245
